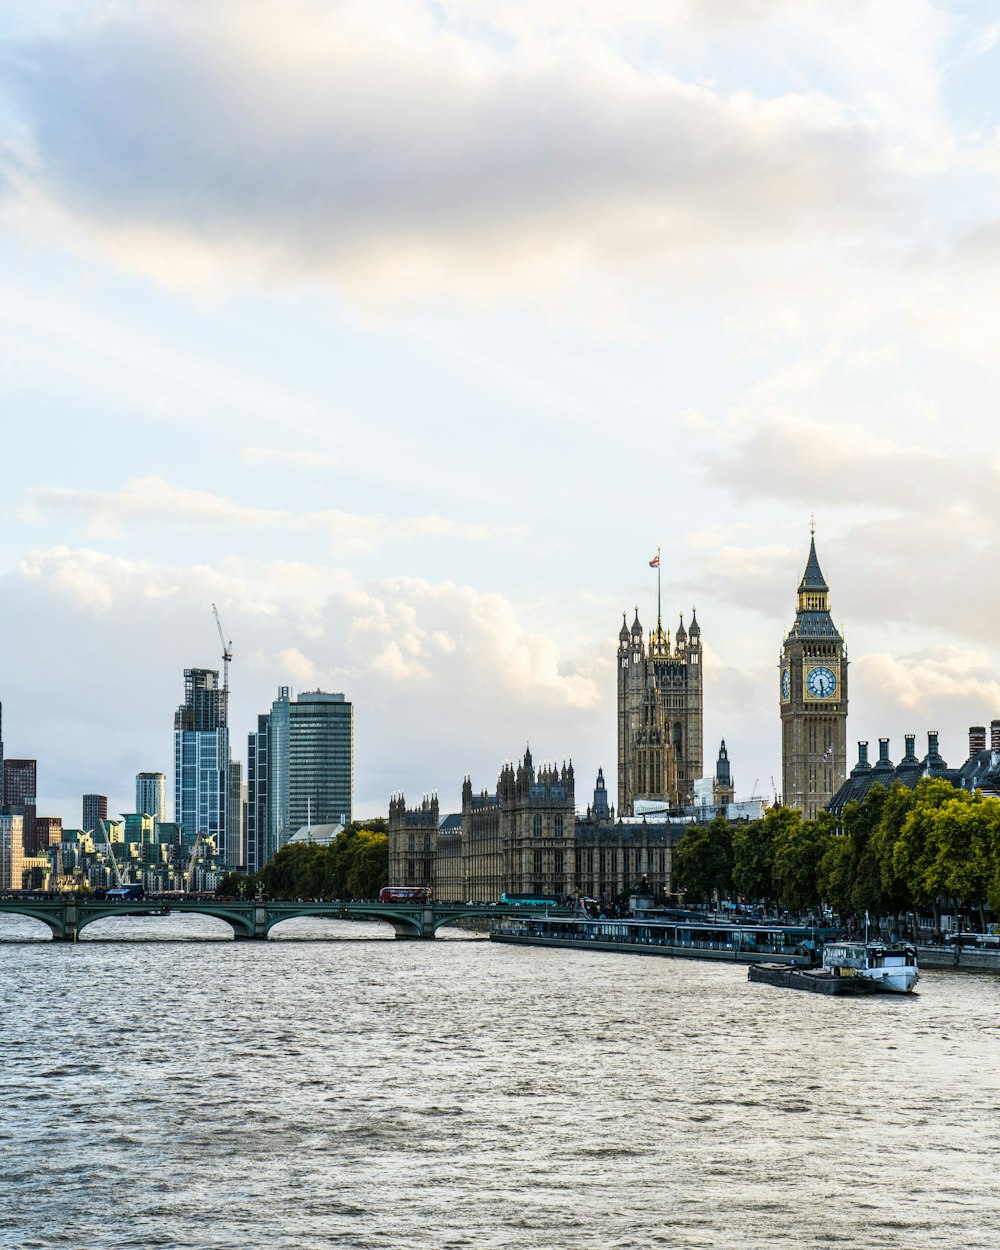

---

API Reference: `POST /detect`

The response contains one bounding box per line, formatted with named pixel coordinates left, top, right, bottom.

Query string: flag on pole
left=822, top=743, right=833, bottom=762
left=649, top=554, right=660, bottom=568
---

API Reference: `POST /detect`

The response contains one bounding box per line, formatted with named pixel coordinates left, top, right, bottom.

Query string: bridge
left=0, top=896, right=573, bottom=942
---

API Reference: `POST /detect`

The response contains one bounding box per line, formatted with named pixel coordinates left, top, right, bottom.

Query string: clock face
left=806, top=666, right=837, bottom=698
left=781, top=668, right=790, bottom=700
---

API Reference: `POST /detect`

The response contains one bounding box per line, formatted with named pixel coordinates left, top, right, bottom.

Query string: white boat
left=822, top=940, right=919, bottom=993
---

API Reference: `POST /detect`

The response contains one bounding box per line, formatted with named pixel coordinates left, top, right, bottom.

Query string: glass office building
left=248, top=688, right=354, bottom=866
left=174, top=668, right=231, bottom=862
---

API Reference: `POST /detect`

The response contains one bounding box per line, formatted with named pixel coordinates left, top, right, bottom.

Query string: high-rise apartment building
left=33, top=816, right=63, bottom=854
left=3, top=759, right=37, bottom=854
left=248, top=687, right=354, bottom=868
left=174, top=668, right=232, bottom=862
left=0, top=813, right=24, bottom=891
left=245, top=713, right=270, bottom=874
left=135, top=772, right=167, bottom=824
left=82, top=794, right=108, bottom=834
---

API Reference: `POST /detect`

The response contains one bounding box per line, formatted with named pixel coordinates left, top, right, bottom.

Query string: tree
left=892, top=777, right=961, bottom=929
left=732, top=806, right=799, bottom=904
left=928, top=792, right=999, bottom=929
left=772, top=811, right=834, bottom=912
left=344, top=828, right=390, bottom=898
left=673, top=815, right=733, bottom=904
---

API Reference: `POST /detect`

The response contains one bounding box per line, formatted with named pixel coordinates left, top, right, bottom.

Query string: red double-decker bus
left=378, top=886, right=432, bottom=903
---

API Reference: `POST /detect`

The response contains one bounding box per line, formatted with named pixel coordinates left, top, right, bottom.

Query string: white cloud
left=0, top=0, right=895, bottom=302
left=2, top=547, right=609, bottom=819
left=240, top=447, right=338, bottom=469
left=857, top=647, right=1000, bottom=715
left=23, top=477, right=517, bottom=552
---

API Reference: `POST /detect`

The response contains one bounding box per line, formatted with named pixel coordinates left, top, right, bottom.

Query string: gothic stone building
left=617, top=607, right=703, bottom=815
left=388, top=750, right=685, bottom=902
left=779, top=535, right=849, bottom=818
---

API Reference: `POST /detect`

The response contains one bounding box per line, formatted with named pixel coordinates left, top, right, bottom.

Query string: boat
left=748, top=963, right=881, bottom=995
left=821, top=940, right=919, bottom=993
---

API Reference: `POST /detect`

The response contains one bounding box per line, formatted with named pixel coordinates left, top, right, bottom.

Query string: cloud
left=240, top=447, right=337, bottom=469
left=706, top=417, right=999, bottom=512
left=0, top=1, right=891, bottom=300
left=857, top=646, right=1000, bottom=715
left=23, top=477, right=517, bottom=551
left=2, top=547, right=609, bottom=820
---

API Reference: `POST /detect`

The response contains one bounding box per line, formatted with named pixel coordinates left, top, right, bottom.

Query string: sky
left=2, top=0, right=1000, bottom=828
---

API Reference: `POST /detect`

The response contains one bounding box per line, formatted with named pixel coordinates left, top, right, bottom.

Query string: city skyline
left=3, top=2, right=1000, bottom=822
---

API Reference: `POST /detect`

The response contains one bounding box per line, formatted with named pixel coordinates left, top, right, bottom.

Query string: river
left=1, top=912, right=998, bottom=1249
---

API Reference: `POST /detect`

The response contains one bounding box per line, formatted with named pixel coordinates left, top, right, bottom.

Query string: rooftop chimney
left=970, top=726, right=987, bottom=756
left=992, top=720, right=1000, bottom=753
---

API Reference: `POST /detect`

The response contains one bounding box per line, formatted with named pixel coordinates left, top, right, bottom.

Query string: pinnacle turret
left=797, top=533, right=829, bottom=594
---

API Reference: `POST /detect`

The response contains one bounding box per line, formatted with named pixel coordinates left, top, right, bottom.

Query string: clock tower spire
left=779, top=529, right=848, bottom=818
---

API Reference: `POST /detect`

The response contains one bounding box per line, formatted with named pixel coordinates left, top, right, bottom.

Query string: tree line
left=673, top=778, right=1000, bottom=928
left=217, top=821, right=389, bottom=900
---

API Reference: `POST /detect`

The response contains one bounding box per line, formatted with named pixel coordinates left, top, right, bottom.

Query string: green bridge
left=0, top=897, right=572, bottom=942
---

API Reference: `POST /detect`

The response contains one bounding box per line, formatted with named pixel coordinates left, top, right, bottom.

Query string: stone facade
left=779, top=534, right=849, bottom=819
left=388, top=750, right=684, bottom=903
left=617, top=608, right=703, bottom=815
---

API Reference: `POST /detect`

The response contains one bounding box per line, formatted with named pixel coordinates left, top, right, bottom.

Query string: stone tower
left=617, top=606, right=703, bottom=815
left=780, top=532, right=848, bottom=818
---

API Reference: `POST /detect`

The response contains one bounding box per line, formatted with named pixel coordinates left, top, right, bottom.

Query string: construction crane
left=212, top=603, right=233, bottom=692
left=186, top=831, right=204, bottom=893
left=97, top=817, right=124, bottom=890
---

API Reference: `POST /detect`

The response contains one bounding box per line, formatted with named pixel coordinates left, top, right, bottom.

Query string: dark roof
left=798, top=536, right=828, bottom=593
left=828, top=745, right=1000, bottom=815
left=788, top=612, right=843, bottom=640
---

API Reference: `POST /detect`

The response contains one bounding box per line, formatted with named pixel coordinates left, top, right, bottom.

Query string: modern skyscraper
left=82, top=794, right=108, bottom=834
left=174, top=667, right=231, bottom=861
left=779, top=532, right=849, bottom=818
left=135, top=772, right=167, bottom=824
left=288, top=691, right=353, bottom=832
left=227, top=759, right=244, bottom=868
left=245, top=713, right=270, bottom=873
left=249, top=687, right=354, bottom=867
left=3, top=759, right=37, bottom=854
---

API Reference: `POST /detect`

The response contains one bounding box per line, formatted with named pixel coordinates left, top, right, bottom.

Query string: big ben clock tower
left=779, top=529, right=848, bottom=818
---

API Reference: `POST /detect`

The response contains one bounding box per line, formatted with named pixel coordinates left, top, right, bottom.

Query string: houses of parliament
left=388, top=537, right=851, bottom=900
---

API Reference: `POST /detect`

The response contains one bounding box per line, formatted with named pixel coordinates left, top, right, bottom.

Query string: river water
left=1, top=912, right=998, bottom=1250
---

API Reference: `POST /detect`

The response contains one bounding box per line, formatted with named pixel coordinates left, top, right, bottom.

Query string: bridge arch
left=262, top=905, right=424, bottom=939
left=0, top=906, right=64, bottom=940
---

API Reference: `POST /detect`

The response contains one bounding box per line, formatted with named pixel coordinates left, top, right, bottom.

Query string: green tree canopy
left=674, top=815, right=733, bottom=904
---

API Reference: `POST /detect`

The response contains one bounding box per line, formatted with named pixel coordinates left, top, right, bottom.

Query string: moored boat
left=821, top=940, right=919, bottom=993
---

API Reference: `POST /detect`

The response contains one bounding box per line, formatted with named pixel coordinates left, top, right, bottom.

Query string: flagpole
left=657, top=546, right=662, bottom=624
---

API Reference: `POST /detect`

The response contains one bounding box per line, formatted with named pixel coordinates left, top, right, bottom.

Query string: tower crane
left=186, top=831, right=204, bottom=893
left=212, top=603, right=233, bottom=692
left=97, top=817, right=124, bottom=890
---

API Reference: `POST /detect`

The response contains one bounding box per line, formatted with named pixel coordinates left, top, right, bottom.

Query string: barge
left=749, top=963, right=882, bottom=995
